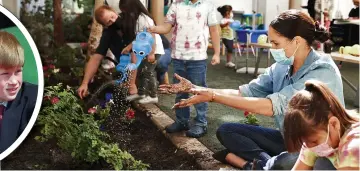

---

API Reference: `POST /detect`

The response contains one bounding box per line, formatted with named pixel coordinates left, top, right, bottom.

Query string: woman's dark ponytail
left=313, top=21, right=331, bottom=43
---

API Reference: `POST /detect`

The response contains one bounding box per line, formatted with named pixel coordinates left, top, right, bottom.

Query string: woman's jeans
left=217, top=123, right=336, bottom=170
left=137, top=54, right=160, bottom=98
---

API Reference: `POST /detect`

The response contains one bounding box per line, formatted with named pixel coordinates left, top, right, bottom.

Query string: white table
left=236, top=43, right=272, bottom=77
left=334, top=19, right=360, bottom=26
left=331, top=52, right=360, bottom=107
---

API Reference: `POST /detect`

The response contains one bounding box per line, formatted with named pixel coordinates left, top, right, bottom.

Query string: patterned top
left=300, top=122, right=360, bottom=169
left=165, top=0, right=218, bottom=60
left=220, top=18, right=234, bottom=40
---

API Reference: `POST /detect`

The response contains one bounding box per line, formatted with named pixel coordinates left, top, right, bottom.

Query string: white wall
left=2, top=0, right=21, bottom=18
left=210, top=0, right=289, bottom=29
left=333, top=0, right=356, bottom=18
left=257, top=0, right=289, bottom=29
left=291, top=0, right=355, bottom=19
left=107, top=0, right=121, bottom=13
left=209, top=0, right=252, bottom=13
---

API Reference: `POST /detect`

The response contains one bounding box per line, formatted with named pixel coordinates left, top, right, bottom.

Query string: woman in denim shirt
left=160, top=10, right=344, bottom=170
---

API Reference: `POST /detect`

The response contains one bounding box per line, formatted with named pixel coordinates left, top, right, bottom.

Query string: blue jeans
left=265, top=152, right=336, bottom=170
left=173, top=59, right=208, bottom=126
left=156, top=48, right=171, bottom=83
left=217, top=123, right=285, bottom=162
left=217, top=123, right=336, bottom=170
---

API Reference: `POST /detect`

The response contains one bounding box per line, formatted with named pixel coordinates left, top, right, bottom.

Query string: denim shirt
left=239, top=49, right=344, bottom=131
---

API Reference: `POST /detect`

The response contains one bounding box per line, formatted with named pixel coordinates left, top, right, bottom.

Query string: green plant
left=244, top=114, right=259, bottom=126
left=37, top=84, right=149, bottom=170
left=241, top=111, right=260, bottom=126
left=63, top=13, right=92, bottom=42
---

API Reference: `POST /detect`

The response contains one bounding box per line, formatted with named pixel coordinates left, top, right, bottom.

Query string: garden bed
left=1, top=110, right=200, bottom=170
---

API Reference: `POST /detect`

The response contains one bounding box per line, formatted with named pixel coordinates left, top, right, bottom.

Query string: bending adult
left=160, top=10, right=344, bottom=169
left=77, top=6, right=135, bottom=99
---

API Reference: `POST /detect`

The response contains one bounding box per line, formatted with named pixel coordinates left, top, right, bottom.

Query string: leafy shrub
left=37, top=84, right=149, bottom=170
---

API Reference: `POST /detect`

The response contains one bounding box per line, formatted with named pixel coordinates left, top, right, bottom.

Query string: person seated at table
left=349, top=0, right=359, bottom=18
left=283, top=80, right=359, bottom=170
left=159, top=10, right=344, bottom=170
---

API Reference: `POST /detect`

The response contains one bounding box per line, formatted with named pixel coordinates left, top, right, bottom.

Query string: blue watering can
left=114, top=29, right=154, bottom=85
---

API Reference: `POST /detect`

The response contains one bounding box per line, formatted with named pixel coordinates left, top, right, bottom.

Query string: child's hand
left=148, top=26, right=157, bottom=33
left=147, top=54, right=156, bottom=63
left=211, top=54, right=220, bottom=65
left=121, top=44, right=132, bottom=54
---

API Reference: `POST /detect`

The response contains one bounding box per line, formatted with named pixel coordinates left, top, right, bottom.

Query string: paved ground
left=157, top=50, right=359, bottom=152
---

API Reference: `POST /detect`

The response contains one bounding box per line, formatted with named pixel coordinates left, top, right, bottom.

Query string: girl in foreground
left=284, top=80, right=359, bottom=170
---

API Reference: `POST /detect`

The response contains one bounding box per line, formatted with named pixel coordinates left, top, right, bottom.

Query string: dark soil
left=1, top=110, right=200, bottom=170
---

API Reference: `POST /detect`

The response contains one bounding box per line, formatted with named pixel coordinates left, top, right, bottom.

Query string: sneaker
left=243, top=161, right=254, bottom=170
left=225, top=62, right=235, bottom=68
left=252, top=159, right=266, bottom=170
left=165, top=122, right=190, bottom=133
left=126, top=94, right=145, bottom=101
left=138, top=96, right=158, bottom=104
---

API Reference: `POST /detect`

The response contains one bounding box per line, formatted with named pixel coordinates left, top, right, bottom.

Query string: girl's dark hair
left=217, top=5, right=232, bottom=17
left=283, top=80, right=358, bottom=153
left=270, top=10, right=331, bottom=45
left=118, top=0, right=154, bottom=40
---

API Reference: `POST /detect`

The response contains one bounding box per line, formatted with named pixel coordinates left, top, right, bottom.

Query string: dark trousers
left=137, top=54, right=160, bottom=97
left=217, top=123, right=285, bottom=162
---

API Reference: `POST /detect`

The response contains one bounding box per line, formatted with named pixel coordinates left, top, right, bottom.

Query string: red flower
left=51, top=97, right=60, bottom=104
left=49, top=64, right=55, bottom=69
left=80, top=42, right=88, bottom=48
left=126, top=109, right=135, bottom=120
left=88, top=107, right=97, bottom=114
left=43, top=96, right=51, bottom=100
left=43, top=66, right=49, bottom=71
left=244, top=111, right=250, bottom=117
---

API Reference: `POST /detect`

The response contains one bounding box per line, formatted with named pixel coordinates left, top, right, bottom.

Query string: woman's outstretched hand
left=172, top=89, right=214, bottom=109
left=158, top=73, right=193, bottom=94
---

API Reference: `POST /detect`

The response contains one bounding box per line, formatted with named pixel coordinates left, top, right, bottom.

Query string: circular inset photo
left=0, top=5, right=43, bottom=160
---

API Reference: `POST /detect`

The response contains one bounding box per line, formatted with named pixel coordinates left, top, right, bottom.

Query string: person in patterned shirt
left=283, top=80, right=359, bottom=170
left=149, top=0, right=220, bottom=138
